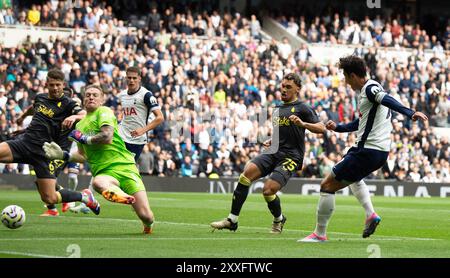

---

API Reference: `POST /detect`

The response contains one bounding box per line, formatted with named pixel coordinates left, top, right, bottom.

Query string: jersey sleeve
left=299, top=104, right=319, bottom=123
left=97, top=107, right=117, bottom=128
left=144, top=91, right=160, bottom=111
left=365, top=84, right=387, bottom=104
left=68, top=99, right=83, bottom=115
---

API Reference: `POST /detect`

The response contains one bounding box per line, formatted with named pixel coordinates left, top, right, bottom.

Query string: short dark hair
left=126, top=66, right=141, bottom=76
left=283, top=73, right=302, bottom=88
left=337, top=55, right=367, bottom=78
left=47, top=68, right=65, bottom=81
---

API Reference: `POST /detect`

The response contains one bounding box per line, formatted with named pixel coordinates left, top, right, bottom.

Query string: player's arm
left=131, top=109, right=164, bottom=138
left=366, top=85, right=428, bottom=122
left=289, top=106, right=326, bottom=134
left=69, top=125, right=114, bottom=145
left=16, top=105, right=34, bottom=126
left=330, top=118, right=360, bottom=132
left=62, top=110, right=86, bottom=130
left=299, top=120, right=326, bottom=134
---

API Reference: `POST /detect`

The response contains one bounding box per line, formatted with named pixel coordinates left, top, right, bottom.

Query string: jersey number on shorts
left=48, top=160, right=65, bottom=175
left=282, top=158, right=297, bottom=172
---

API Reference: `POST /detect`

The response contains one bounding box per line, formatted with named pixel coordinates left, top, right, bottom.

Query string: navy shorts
left=332, top=147, right=388, bottom=184
left=252, top=152, right=301, bottom=188
left=124, top=142, right=145, bottom=162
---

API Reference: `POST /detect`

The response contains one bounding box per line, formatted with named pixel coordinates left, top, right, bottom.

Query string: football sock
left=229, top=174, right=252, bottom=221
left=68, top=173, right=78, bottom=191
left=314, top=191, right=335, bottom=237
left=350, top=180, right=375, bottom=218
left=265, top=194, right=282, bottom=220
left=143, top=221, right=154, bottom=228
left=46, top=204, right=57, bottom=211
left=58, top=189, right=83, bottom=203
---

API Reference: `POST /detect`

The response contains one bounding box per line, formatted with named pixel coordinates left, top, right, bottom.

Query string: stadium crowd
left=0, top=1, right=449, bottom=182
left=277, top=10, right=449, bottom=51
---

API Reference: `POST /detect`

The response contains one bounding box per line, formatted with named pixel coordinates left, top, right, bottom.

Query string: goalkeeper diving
left=43, top=84, right=155, bottom=234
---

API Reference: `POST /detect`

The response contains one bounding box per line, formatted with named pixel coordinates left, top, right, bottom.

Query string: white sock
left=350, top=180, right=375, bottom=219
left=314, top=192, right=335, bottom=237
left=68, top=173, right=78, bottom=191
left=227, top=213, right=238, bottom=223
left=274, top=215, right=283, bottom=222
left=88, top=177, right=94, bottom=193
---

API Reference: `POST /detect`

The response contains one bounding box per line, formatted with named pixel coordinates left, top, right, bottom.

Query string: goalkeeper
left=43, top=84, right=155, bottom=234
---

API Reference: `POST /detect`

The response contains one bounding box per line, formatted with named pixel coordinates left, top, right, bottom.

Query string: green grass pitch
left=0, top=190, right=449, bottom=258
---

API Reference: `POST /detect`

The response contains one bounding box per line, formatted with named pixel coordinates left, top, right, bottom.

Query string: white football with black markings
left=1, top=205, right=26, bottom=229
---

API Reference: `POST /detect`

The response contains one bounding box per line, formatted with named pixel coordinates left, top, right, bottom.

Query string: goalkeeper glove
left=43, top=142, right=70, bottom=161
left=69, top=130, right=92, bottom=144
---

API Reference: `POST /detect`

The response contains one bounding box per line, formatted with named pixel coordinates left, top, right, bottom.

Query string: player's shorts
left=332, top=146, right=389, bottom=184
left=251, top=152, right=301, bottom=188
left=96, top=165, right=145, bottom=195
left=6, top=136, right=66, bottom=179
left=124, top=142, right=145, bottom=162
left=67, top=162, right=79, bottom=174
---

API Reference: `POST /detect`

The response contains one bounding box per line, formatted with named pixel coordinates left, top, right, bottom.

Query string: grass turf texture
left=0, top=190, right=449, bottom=258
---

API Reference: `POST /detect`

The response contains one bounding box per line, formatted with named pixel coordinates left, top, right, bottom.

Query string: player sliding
left=70, top=66, right=163, bottom=213
left=211, top=73, right=326, bottom=233
left=300, top=55, right=428, bottom=242
left=0, top=69, right=100, bottom=215
left=43, top=84, right=155, bottom=234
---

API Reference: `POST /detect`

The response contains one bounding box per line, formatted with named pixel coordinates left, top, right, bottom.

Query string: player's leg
left=70, top=176, right=92, bottom=214
left=131, top=190, right=155, bottom=234
left=211, top=155, right=269, bottom=231
left=350, top=179, right=376, bottom=218
left=299, top=148, right=357, bottom=242
left=263, top=156, right=298, bottom=234
left=92, top=175, right=136, bottom=204
left=61, top=162, right=80, bottom=212
left=262, top=179, right=286, bottom=233
left=352, top=179, right=381, bottom=238
left=0, top=142, right=14, bottom=162
left=35, top=178, right=99, bottom=215
left=41, top=183, right=64, bottom=216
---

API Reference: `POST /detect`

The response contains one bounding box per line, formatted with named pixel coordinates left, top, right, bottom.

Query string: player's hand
left=262, top=139, right=272, bottom=149
left=131, top=128, right=146, bottom=138
left=325, top=120, right=337, bottom=131
left=289, top=115, right=305, bottom=127
left=43, top=142, right=64, bottom=160
left=69, top=130, right=89, bottom=144
left=412, top=112, right=428, bottom=122
left=62, top=115, right=79, bottom=130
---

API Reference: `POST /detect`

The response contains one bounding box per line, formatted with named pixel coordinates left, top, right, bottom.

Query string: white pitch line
left=28, top=214, right=440, bottom=241
left=0, top=237, right=406, bottom=242
left=0, top=250, right=66, bottom=258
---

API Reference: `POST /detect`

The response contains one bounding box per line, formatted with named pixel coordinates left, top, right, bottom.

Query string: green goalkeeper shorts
left=96, top=166, right=145, bottom=195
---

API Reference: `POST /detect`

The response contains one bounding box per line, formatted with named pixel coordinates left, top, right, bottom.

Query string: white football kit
left=118, top=86, right=160, bottom=145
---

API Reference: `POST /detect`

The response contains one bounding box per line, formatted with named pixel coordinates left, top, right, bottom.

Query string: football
left=1, top=205, right=26, bottom=229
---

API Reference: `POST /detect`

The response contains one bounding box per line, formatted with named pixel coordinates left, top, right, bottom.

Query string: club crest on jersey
left=123, top=107, right=137, bottom=116
left=37, top=104, right=54, bottom=118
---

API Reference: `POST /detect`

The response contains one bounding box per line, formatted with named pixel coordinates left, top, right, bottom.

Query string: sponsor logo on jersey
left=37, top=104, right=54, bottom=118
left=273, top=116, right=291, bottom=126
left=123, top=107, right=137, bottom=116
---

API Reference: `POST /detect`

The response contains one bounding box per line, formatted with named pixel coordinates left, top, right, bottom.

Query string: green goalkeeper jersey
left=75, top=106, right=136, bottom=176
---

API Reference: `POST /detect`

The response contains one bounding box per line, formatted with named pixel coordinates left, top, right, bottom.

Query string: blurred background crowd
left=0, top=0, right=448, bottom=182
